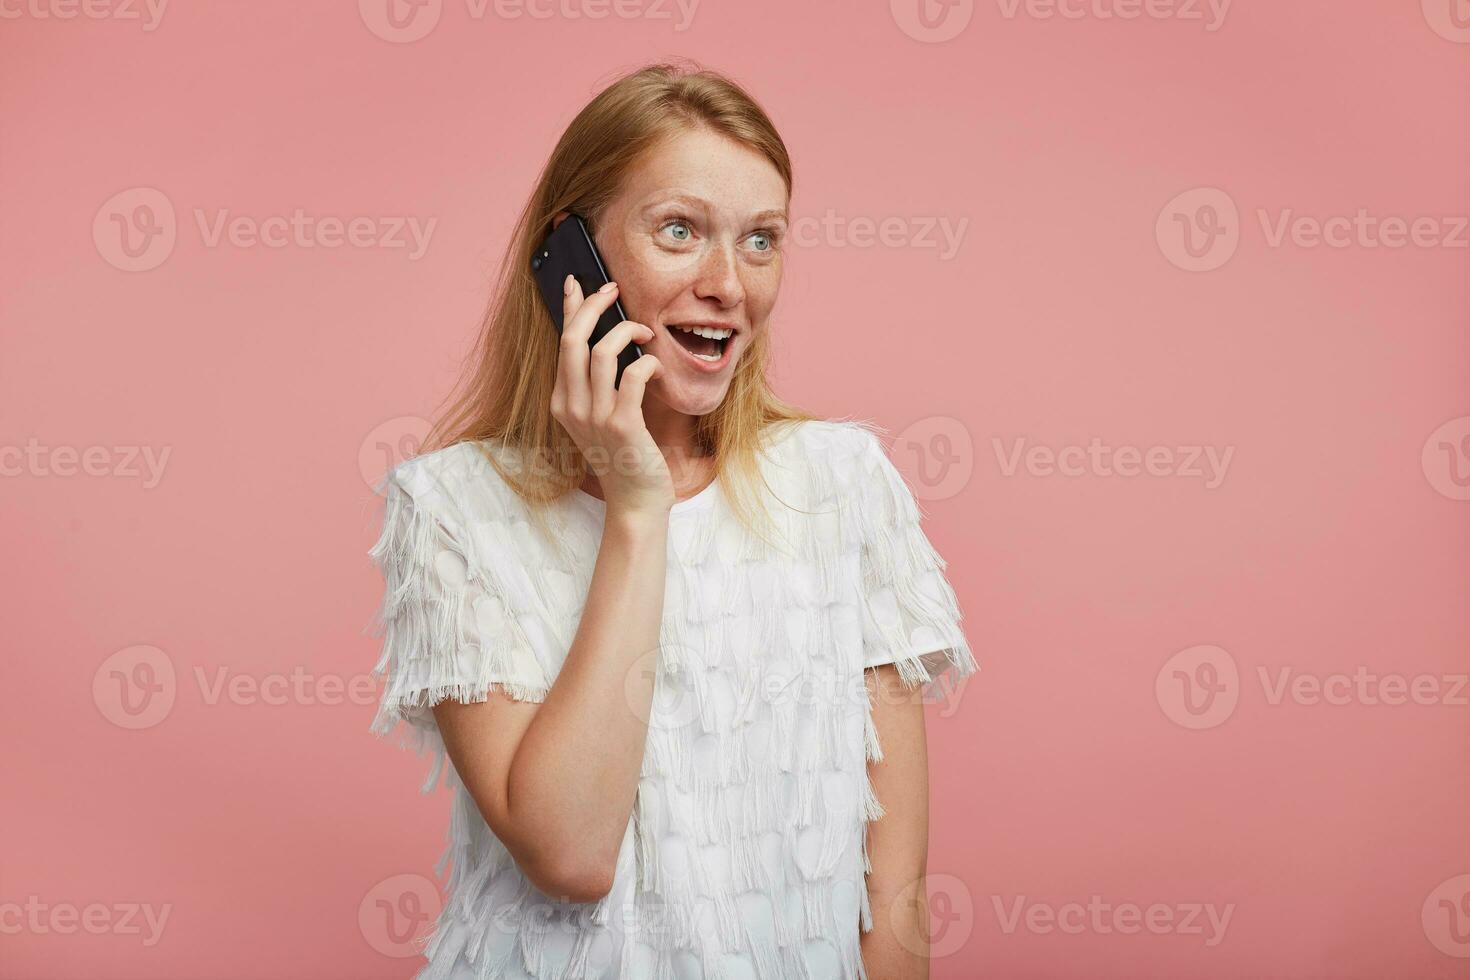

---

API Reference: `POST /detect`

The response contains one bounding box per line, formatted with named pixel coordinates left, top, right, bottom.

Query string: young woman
left=367, top=61, right=977, bottom=980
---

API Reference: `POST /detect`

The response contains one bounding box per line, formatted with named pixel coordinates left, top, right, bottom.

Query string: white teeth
left=690, top=351, right=721, bottom=361
left=672, top=324, right=733, bottom=341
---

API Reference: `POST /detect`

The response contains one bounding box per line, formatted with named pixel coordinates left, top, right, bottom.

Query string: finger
left=611, top=353, right=661, bottom=428
left=556, top=275, right=593, bottom=420
left=560, top=273, right=581, bottom=327
left=567, top=280, right=620, bottom=345
left=590, top=320, right=653, bottom=420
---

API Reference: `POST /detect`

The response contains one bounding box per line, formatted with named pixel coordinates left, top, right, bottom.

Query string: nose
left=692, top=241, right=745, bottom=310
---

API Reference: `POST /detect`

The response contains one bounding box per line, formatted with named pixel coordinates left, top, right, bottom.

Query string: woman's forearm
left=861, top=877, right=931, bottom=979
left=505, top=506, right=669, bottom=892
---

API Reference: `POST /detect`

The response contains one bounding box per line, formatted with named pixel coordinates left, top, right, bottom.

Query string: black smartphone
left=530, top=213, right=641, bottom=389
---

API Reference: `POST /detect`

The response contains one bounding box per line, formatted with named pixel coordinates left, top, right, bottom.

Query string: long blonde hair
left=422, top=60, right=821, bottom=545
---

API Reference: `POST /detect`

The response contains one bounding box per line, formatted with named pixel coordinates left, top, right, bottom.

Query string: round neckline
left=572, top=473, right=720, bottom=516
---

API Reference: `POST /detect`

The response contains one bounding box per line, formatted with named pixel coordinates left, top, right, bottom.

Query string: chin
left=651, top=378, right=732, bottom=418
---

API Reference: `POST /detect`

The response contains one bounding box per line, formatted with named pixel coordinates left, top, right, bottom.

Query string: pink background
left=4, top=1, right=1469, bottom=977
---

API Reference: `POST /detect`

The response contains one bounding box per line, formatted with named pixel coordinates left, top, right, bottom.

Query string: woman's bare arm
left=861, top=662, right=933, bottom=978
left=432, top=269, right=671, bottom=904
left=433, top=508, right=667, bottom=903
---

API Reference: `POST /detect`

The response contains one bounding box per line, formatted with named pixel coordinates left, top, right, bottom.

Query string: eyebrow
left=645, top=194, right=788, bottom=224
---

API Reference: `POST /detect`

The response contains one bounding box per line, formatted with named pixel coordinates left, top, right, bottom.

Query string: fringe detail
left=365, top=456, right=560, bottom=792
left=365, top=425, right=975, bottom=977
left=830, top=419, right=980, bottom=941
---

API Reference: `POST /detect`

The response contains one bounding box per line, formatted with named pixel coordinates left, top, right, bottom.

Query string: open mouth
left=667, top=324, right=733, bottom=363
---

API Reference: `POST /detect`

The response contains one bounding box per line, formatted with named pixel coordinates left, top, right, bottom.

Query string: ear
left=551, top=211, right=570, bottom=231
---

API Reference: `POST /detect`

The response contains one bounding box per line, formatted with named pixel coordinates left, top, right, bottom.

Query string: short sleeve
left=851, top=427, right=979, bottom=696
left=840, top=424, right=981, bottom=936
left=366, top=465, right=554, bottom=769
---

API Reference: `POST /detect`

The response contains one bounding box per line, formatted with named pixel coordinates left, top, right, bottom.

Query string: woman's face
left=588, top=126, right=788, bottom=419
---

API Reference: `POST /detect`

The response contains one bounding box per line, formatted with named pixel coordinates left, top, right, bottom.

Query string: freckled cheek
left=742, top=265, right=782, bottom=321
left=636, top=243, right=712, bottom=282
left=595, top=240, right=674, bottom=322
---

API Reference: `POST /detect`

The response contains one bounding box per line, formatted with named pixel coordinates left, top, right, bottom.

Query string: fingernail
left=599, top=281, right=617, bottom=293
left=564, top=274, right=574, bottom=295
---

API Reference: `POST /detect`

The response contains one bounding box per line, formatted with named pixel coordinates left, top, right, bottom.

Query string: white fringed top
left=367, top=418, right=978, bottom=979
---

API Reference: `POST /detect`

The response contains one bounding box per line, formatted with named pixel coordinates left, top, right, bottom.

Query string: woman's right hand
left=550, top=274, right=673, bottom=517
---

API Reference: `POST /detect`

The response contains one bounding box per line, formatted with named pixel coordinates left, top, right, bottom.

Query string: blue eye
left=662, top=220, right=692, bottom=242
left=749, top=231, right=772, bottom=251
